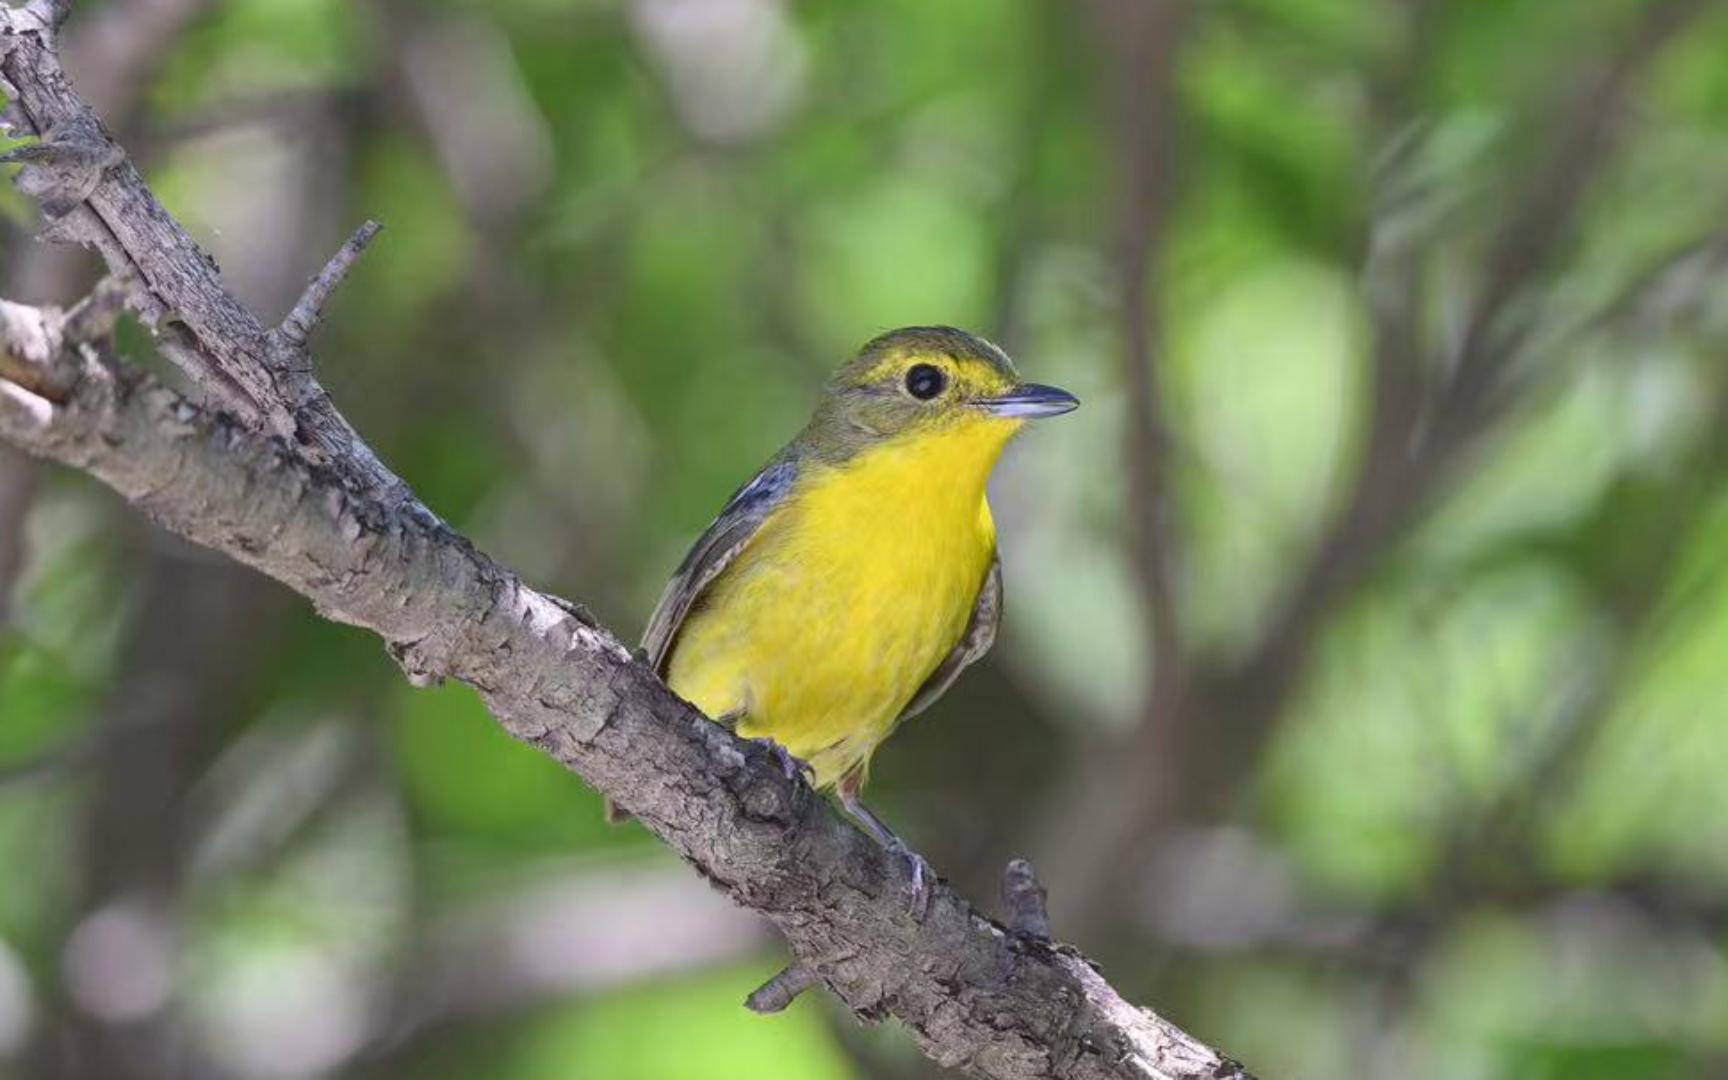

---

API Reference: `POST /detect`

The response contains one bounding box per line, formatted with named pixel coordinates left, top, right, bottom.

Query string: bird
left=634, top=326, right=1078, bottom=913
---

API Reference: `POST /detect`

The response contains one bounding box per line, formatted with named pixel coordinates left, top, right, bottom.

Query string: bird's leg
left=838, top=770, right=933, bottom=920
left=753, top=739, right=814, bottom=784
left=719, top=710, right=814, bottom=785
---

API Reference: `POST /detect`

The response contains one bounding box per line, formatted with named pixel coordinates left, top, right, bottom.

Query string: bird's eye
left=904, top=363, right=946, bottom=401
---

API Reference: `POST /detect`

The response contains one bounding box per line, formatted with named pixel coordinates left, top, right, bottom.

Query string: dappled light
left=4, top=0, right=1728, bottom=1077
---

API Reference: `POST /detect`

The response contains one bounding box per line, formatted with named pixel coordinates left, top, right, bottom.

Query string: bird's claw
left=887, top=838, right=933, bottom=921
left=750, top=738, right=814, bottom=785
left=835, top=785, right=934, bottom=920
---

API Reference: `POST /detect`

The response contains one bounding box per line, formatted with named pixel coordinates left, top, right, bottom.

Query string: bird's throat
left=817, top=416, right=1020, bottom=515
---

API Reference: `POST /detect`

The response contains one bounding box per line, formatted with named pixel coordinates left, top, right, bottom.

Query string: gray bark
left=0, top=5, right=1252, bottom=1078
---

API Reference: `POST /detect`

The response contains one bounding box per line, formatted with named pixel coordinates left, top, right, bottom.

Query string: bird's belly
left=665, top=496, right=992, bottom=787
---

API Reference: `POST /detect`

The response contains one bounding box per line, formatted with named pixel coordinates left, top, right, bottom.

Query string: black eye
left=905, top=363, right=946, bottom=401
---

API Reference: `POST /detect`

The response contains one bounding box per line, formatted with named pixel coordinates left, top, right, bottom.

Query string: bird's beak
left=977, top=383, right=1080, bottom=419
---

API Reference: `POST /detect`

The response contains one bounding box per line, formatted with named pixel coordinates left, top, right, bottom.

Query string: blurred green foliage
left=6, top=0, right=1728, bottom=1077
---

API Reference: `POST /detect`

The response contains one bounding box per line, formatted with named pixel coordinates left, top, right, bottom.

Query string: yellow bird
left=639, top=326, right=1077, bottom=909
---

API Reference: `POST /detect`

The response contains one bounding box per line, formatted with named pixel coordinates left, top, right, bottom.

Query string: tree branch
left=0, top=268, right=1251, bottom=1080
left=0, top=4, right=415, bottom=511
left=745, top=963, right=821, bottom=1015
left=276, top=219, right=383, bottom=352
left=0, top=7, right=1251, bottom=1079
left=1001, top=859, right=1053, bottom=940
left=0, top=0, right=216, bottom=585
left=1095, top=0, right=1191, bottom=741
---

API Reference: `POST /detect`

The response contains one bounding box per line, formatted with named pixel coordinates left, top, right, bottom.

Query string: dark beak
left=978, top=383, right=1080, bottom=419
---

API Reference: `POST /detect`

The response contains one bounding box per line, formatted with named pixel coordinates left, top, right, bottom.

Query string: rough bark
left=0, top=5, right=1251, bottom=1078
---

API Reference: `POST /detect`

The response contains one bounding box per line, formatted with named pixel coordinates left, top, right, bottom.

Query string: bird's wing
left=641, top=456, right=799, bottom=673
left=895, top=553, right=1002, bottom=724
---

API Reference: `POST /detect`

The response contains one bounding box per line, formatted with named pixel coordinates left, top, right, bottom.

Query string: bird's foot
left=837, top=784, right=935, bottom=920
left=885, top=837, right=934, bottom=921
left=749, top=738, right=814, bottom=785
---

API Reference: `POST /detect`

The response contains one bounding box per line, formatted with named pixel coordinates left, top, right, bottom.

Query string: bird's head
left=804, top=327, right=1077, bottom=459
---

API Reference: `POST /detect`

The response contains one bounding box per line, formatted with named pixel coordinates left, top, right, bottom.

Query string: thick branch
left=0, top=6, right=1251, bottom=1078
left=0, top=320, right=1251, bottom=1080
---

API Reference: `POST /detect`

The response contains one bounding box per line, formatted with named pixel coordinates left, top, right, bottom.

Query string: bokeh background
left=5, top=0, right=1728, bottom=1076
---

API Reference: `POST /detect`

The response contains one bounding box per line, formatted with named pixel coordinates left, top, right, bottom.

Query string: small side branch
left=276, top=220, right=383, bottom=352
left=744, top=964, right=820, bottom=1014
left=0, top=113, right=125, bottom=219
left=1001, top=859, right=1052, bottom=940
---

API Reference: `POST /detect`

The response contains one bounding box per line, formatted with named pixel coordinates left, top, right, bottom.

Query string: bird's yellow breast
left=664, top=417, right=1016, bottom=788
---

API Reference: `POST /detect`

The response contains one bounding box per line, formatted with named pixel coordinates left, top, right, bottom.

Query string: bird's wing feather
left=895, top=553, right=1002, bottom=724
left=641, top=456, right=799, bottom=673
